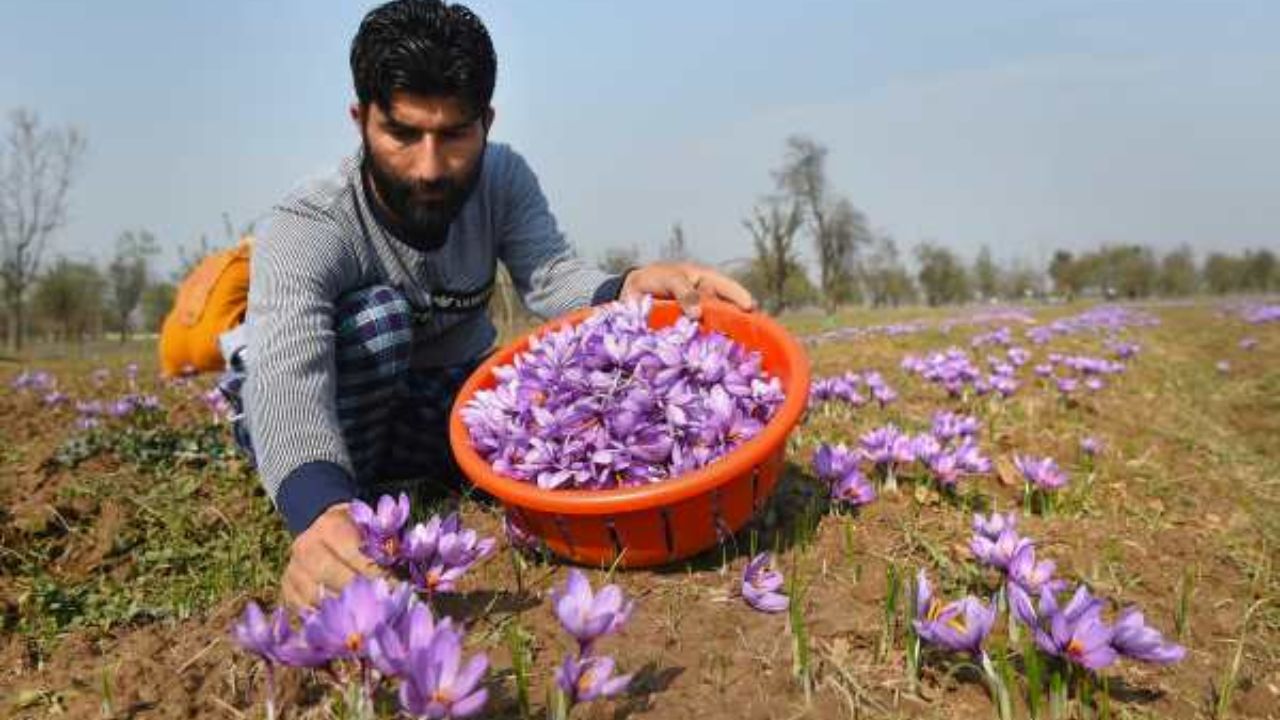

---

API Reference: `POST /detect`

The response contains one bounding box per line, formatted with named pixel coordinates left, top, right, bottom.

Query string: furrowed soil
left=2, top=302, right=1277, bottom=719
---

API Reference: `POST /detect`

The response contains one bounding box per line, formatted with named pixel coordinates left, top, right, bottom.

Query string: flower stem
left=980, top=652, right=1013, bottom=720
left=265, top=662, right=277, bottom=720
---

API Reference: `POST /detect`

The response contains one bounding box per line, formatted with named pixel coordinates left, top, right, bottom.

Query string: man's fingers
left=667, top=273, right=703, bottom=319
left=701, top=273, right=756, bottom=312
left=282, top=567, right=319, bottom=611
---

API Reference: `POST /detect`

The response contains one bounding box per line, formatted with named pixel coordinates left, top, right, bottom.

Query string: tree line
left=598, top=135, right=1278, bottom=312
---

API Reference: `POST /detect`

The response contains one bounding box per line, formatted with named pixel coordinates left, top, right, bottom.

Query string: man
left=235, top=0, right=755, bottom=608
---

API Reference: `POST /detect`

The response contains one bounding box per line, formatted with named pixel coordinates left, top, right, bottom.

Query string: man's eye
left=390, top=128, right=420, bottom=143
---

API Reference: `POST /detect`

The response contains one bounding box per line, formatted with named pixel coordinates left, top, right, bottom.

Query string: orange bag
left=158, top=236, right=253, bottom=377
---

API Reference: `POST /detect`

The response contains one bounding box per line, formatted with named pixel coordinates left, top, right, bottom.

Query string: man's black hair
left=350, top=0, right=497, bottom=118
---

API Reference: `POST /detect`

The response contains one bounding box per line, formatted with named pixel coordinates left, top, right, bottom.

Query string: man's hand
left=620, top=262, right=756, bottom=319
left=280, top=502, right=382, bottom=610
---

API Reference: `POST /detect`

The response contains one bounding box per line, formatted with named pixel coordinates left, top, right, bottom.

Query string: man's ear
left=349, top=102, right=365, bottom=131
left=482, top=106, right=496, bottom=133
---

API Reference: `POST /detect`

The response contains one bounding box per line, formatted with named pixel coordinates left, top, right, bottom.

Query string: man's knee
left=334, top=284, right=414, bottom=380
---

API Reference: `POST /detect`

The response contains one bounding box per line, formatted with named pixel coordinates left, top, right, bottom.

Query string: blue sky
left=2, top=0, right=1277, bottom=277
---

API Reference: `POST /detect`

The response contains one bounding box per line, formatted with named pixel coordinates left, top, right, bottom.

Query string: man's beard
left=361, top=137, right=485, bottom=250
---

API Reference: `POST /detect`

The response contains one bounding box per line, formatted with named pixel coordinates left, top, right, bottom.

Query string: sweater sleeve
left=244, top=204, right=359, bottom=534
left=495, top=148, right=624, bottom=317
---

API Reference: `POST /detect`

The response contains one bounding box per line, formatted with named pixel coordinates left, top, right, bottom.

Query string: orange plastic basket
left=448, top=299, right=811, bottom=568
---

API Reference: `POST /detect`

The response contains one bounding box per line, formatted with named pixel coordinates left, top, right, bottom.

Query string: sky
left=2, top=0, right=1278, bottom=278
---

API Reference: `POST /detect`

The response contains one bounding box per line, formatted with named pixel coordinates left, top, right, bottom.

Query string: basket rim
left=447, top=298, right=811, bottom=516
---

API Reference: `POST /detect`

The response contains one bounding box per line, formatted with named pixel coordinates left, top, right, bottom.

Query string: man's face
left=356, top=92, right=492, bottom=244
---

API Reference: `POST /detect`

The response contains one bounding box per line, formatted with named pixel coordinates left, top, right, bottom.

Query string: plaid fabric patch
left=225, top=284, right=485, bottom=500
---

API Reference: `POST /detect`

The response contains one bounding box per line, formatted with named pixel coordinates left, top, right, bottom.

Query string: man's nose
left=413, top=135, right=448, bottom=182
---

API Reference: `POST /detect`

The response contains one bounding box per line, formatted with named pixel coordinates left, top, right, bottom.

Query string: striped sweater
left=244, top=142, right=622, bottom=532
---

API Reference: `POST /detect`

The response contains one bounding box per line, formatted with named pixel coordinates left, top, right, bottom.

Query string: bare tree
left=775, top=135, right=868, bottom=312
left=599, top=245, right=640, bottom=275
left=661, top=222, right=689, bottom=262
left=743, top=195, right=803, bottom=314
left=0, top=109, right=87, bottom=351
left=107, top=229, right=159, bottom=341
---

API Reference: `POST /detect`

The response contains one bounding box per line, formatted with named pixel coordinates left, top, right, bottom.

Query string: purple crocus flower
left=932, top=411, right=979, bottom=441
left=551, top=569, right=634, bottom=653
left=1007, top=543, right=1060, bottom=595
left=398, top=626, right=489, bottom=719
left=367, top=600, right=452, bottom=678
left=350, top=493, right=411, bottom=566
left=1056, top=377, right=1079, bottom=395
left=972, top=511, right=1017, bottom=541
left=832, top=468, right=877, bottom=506
left=812, top=443, right=860, bottom=482
left=953, top=439, right=992, bottom=474
left=913, top=571, right=996, bottom=656
left=1110, top=607, right=1186, bottom=664
left=301, top=575, right=413, bottom=662
left=1037, top=608, right=1117, bottom=671
left=1014, top=455, right=1068, bottom=491
left=556, top=654, right=632, bottom=705
left=971, top=527, right=1031, bottom=572
left=859, top=425, right=902, bottom=466
left=232, top=601, right=292, bottom=664
left=1239, top=337, right=1258, bottom=351
left=742, top=552, right=788, bottom=613
left=1080, top=436, right=1103, bottom=457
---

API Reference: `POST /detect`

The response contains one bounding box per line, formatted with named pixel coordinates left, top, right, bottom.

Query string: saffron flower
left=300, top=575, right=413, bottom=662
left=913, top=571, right=996, bottom=656
left=398, top=625, right=489, bottom=719
left=232, top=601, right=292, bottom=665
left=742, top=552, right=788, bottom=613
left=972, top=511, right=1017, bottom=541
left=971, top=527, right=1031, bottom=572
left=556, top=654, right=632, bottom=705
left=551, top=570, right=633, bottom=654
left=831, top=467, right=877, bottom=506
left=350, top=493, right=411, bottom=566
left=1014, top=455, right=1068, bottom=491
left=1111, top=608, right=1186, bottom=665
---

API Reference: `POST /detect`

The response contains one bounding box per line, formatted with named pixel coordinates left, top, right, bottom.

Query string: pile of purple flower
left=349, top=494, right=496, bottom=597
left=461, top=296, right=785, bottom=490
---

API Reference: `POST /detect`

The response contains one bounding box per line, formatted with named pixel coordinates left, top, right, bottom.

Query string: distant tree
left=141, top=281, right=176, bottom=334
left=1000, top=261, right=1042, bottom=300
left=1047, top=250, right=1084, bottom=299
left=915, top=242, right=971, bottom=306
left=861, top=233, right=916, bottom=307
left=1241, top=249, right=1277, bottom=292
left=1157, top=246, right=1198, bottom=296
left=774, top=135, right=869, bottom=313
left=0, top=109, right=87, bottom=351
left=33, top=257, right=103, bottom=343
left=1202, top=252, right=1242, bottom=294
left=972, top=245, right=1001, bottom=301
left=1107, top=245, right=1158, bottom=299
left=598, top=245, right=640, bottom=275
left=661, top=222, right=689, bottom=262
left=743, top=195, right=804, bottom=313
left=728, top=256, right=818, bottom=310
left=107, top=229, right=160, bottom=341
